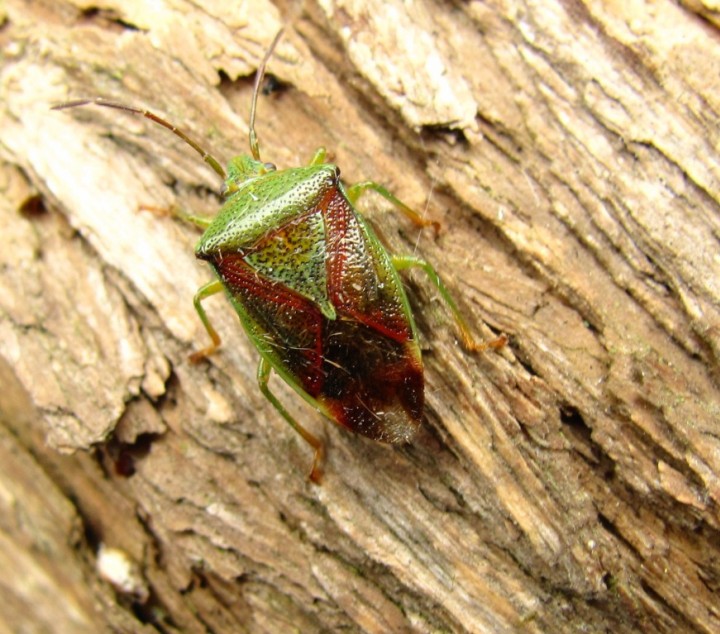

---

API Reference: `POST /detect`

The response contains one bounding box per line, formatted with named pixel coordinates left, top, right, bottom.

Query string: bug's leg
left=139, top=204, right=212, bottom=229
left=308, top=147, right=327, bottom=166
left=257, top=357, right=325, bottom=484
left=189, top=280, right=224, bottom=363
left=391, top=254, right=507, bottom=352
left=345, top=181, right=440, bottom=233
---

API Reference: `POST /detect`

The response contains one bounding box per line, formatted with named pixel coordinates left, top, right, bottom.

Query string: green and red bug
left=53, top=30, right=506, bottom=482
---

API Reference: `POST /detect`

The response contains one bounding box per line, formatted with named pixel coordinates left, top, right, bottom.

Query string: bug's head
left=223, top=155, right=277, bottom=196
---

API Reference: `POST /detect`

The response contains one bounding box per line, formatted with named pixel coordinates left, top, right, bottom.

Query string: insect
left=53, top=30, right=506, bottom=483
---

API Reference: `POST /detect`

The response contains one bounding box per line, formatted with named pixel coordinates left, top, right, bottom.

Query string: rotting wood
left=1, top=1, right=719, bottom=632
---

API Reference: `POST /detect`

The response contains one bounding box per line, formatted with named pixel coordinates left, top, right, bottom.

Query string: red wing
left=322, top=190, right=414, bottom=343
left=214, top=255, right=326, bottom=395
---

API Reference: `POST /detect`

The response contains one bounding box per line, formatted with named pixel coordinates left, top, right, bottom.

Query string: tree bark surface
left=1, top=1, right=719, bottom=632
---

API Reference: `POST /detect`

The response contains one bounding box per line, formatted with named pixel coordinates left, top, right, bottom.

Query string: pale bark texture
left=2, top=0, right=720, bottom=632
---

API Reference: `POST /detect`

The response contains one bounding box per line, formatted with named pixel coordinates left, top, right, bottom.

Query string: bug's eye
left=263, top=162, right=277, bottom=172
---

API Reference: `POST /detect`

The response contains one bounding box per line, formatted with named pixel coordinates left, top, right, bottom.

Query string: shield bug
left=53, top=30, right=506, bottom=483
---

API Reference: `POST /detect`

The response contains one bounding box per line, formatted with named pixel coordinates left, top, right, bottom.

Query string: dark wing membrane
left=319, top=317, right=423, bottom=443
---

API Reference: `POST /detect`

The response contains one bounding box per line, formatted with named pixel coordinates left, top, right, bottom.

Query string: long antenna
left=249, top=28, right=285, bottom=161
left=51, top=98, right=227, bottom=180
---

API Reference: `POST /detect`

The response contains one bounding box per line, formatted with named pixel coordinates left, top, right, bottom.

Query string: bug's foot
left=138, top=203, right=172, bottom=217
left=463, top=332, right=508, bottom=353
left=188, top=345, right=218, bottom=364
left=308, top=443, right=326, bottom=485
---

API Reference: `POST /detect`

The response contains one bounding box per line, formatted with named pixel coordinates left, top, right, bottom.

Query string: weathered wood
left=1, top=0, right=719, bottom=632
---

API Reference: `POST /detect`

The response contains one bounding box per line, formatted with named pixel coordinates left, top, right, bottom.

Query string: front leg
left=189, top=280, right=224, bottom=363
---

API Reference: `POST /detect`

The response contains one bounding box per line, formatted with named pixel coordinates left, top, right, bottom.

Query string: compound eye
left=331, top=166, right=341, bottom=185
left=263, top=162, right=277, bottom=172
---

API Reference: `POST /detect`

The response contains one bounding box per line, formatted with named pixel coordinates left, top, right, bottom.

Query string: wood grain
left=1, top=1, right=719, bottom=632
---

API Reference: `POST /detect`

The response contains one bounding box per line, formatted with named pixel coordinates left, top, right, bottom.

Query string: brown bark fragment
left=1, top=1, right=719, bottom=632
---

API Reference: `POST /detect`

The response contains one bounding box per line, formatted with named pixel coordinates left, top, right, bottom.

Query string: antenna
left=53, top=29, right=287, bottom=174
left=248, top=28, right=285, bottom=161
left=51, top=98, right=227, bottom=179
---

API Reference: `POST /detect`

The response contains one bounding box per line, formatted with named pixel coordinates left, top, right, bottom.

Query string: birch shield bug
left=53, top=30, right=506, bottom=483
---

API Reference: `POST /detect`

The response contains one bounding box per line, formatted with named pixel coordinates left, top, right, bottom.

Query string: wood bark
left=1, top=1, right=719, bottom=632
